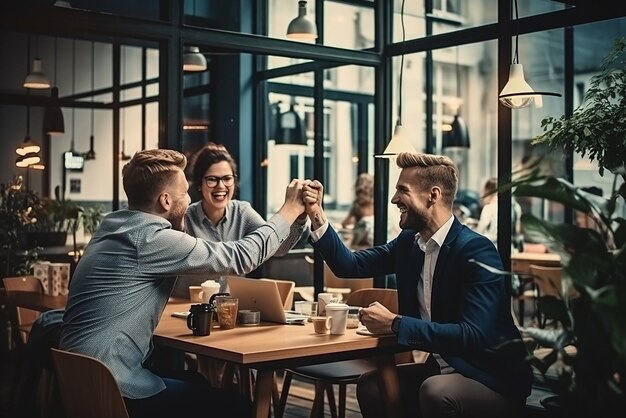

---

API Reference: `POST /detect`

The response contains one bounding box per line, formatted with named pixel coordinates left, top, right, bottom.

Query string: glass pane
left=324, top=1, right=375, bottom=50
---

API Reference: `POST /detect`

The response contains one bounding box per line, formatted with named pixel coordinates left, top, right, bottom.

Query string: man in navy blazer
left=303, top=152, right=531, bottom=418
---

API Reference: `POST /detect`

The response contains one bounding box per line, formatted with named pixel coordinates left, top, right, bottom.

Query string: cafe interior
left=1, top=1, right=626, bottom=417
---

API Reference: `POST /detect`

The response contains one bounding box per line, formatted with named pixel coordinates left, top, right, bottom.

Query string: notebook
left=226, top=276, right=308, bottom=324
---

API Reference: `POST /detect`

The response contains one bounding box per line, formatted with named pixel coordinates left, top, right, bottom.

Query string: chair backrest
left=528, top=264, right=563, bottom=298
left=529, top=264, right=579, bottom=300
left=50, top=348, right=130, bottom=418
left=3, top=275, right=44, bottom=332
left=345, top=288, right=398, bottom=313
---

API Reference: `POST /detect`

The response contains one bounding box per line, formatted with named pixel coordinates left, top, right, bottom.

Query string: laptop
left=226, top=276, right=308, bottom=324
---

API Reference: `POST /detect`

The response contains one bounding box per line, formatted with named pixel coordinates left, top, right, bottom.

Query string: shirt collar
left=416, top=215, right=455, bottom=251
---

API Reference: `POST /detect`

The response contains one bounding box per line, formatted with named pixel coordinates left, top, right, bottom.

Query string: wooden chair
left=275, top=288, right=404, bottom=418
left=3, top=275, right=44, bottom=344
left=50, top=348, right=130, bottom=418
left=528, top=264, right=578, bottom=328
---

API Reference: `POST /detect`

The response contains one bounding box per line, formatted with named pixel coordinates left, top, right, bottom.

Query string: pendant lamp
left=498, top=0, right=560, bottom=108
left=375, top=0, right=416, bottom=158
left=443, top=47, right=470, bottom=149
left=84, top=42, right=96, bottom=160
left=274, top=101, right=307, bottom=146
left=16, top=153, right=41, bottom=168
left=44, top=37, right=65, bottom=135
left=183, top=46, right=207, bottom=72
left=286, top=1, right=318, bottom=41
left=23, top=35, right=50, bottom=89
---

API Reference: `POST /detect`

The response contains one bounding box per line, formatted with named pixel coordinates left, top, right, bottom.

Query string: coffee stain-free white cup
left=325, top=302, right=349, bottom=335
left=200, top=280, right=221, bottom=303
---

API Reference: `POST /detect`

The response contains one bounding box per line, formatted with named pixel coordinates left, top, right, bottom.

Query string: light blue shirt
left=60, top=209, right=292, bottom=399
left=172, top=200, right=307, bottom=296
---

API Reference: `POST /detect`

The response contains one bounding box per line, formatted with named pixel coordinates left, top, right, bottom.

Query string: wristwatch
left=391, top=315, right=403, bottom=335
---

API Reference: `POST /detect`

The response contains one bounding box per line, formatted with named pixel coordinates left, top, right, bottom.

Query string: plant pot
left=24, top=231, right=68, bottom=247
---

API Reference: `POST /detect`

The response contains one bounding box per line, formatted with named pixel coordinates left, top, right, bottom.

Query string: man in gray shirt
left=60, top=148, right=307, bottom=418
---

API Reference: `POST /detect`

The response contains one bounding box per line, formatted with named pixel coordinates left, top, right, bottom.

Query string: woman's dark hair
left=190, top=143, right=238, bottom=190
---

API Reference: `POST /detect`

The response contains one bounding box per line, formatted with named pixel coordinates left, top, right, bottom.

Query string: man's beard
left=168, top=212, right=185, bottom=232
left=401, top=208, right=428, bottom=231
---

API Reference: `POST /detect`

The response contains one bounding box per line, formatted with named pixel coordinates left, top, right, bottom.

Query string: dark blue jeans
left=123, top=369, right=252, bottom=418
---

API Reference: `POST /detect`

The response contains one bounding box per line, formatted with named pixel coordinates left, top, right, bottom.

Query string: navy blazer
left=313, top=218, right=532, bottom=403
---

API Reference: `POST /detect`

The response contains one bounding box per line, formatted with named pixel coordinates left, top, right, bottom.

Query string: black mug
left=187, top=303, right=213, bottom=336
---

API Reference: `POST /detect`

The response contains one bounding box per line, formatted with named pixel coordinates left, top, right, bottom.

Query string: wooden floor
left=0, top=348, right=363, bottom=418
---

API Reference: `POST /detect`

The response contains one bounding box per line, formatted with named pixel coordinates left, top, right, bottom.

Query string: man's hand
left=359, top=302, right=396, bottom=335
left=303, top=180, right=326, bottom=230
left=278, top=179, right=309, bottom=223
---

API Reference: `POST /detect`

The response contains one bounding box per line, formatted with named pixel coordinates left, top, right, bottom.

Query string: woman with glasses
left=173, top=142, right=308, bottom=388
left=173, top=142, right=308, bottom=298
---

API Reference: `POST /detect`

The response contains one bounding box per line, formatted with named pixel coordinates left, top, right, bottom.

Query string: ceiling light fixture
left=498, top=0, right=561, bottom=108
left=44, top=37, right=65, bottom=135
left=375, top=0, right=416, bottom=158
left=183, top=46, right=207, bottom=72
left=274, top=100, right=307, bottom=146
left=84, top=41, right=96, bottom=160
left=286, top=1, right=318, bottom=42
left=443, top=47, right=470, bottom=149
left=23, top=35, right=50, bottom=89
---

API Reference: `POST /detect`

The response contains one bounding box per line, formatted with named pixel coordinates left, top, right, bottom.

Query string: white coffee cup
left=317, top=292, right=334, bottom=316
left=325, top=302, right=349, bottom=335
left=200, top=280, right=221, bottom=303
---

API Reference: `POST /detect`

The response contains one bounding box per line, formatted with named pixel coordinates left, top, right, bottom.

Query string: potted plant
left=25, top=185, right=81, bottom=247
left=480, top=37, right=626, bottom=417
left=0, top=176, right=40, bottom=275
left=532, top=37, right=626, bottom=180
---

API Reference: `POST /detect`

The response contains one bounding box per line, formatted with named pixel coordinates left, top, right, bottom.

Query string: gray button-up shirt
left=60, top=209, right=292, bottom=399
left=172, top=200, right=307, bottom=296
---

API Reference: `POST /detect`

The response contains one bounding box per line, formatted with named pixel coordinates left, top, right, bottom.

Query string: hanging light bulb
left=498, top=0, right=560, bottom=108
left=375, top=0, right=416, bottom=158
left=183, top=46, right=207, bottom=72
left=286, top=1, right=318, bottom=41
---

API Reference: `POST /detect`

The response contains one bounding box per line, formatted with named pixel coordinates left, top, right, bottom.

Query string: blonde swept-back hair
left=122, top=149, right=187, bottom=209
left=395, top=152, right=459, bottom=207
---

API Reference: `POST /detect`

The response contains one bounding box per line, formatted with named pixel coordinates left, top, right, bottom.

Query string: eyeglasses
left=203, top=175, right=236, bottom=188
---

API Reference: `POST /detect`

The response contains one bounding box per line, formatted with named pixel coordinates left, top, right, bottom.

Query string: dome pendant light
left=183, top=46, right=207, bottom=72
left=274, top=100, right=307, bottom=146
left=23, top=35, right=50, bottom=89
left=85, top=41, right=96, bottom=160
left=286, top=1, right=318, bottom=41
left=498, top=0, right=560, bottom=108
left=375, top=0, right=416, bottom=158
left=44, top=37, right=65, bottom=135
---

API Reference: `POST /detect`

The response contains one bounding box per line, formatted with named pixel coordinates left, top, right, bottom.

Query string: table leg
left=375, top=355, right=404, bottom=418
left=253, top=369, right=274, bottom=418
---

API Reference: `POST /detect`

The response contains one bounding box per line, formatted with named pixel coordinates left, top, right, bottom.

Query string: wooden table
left=5, top=291, right=68, bottom=312
left=154, top=301, right=406, bottom=418
left=510, top=252, right=561, bottom=275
